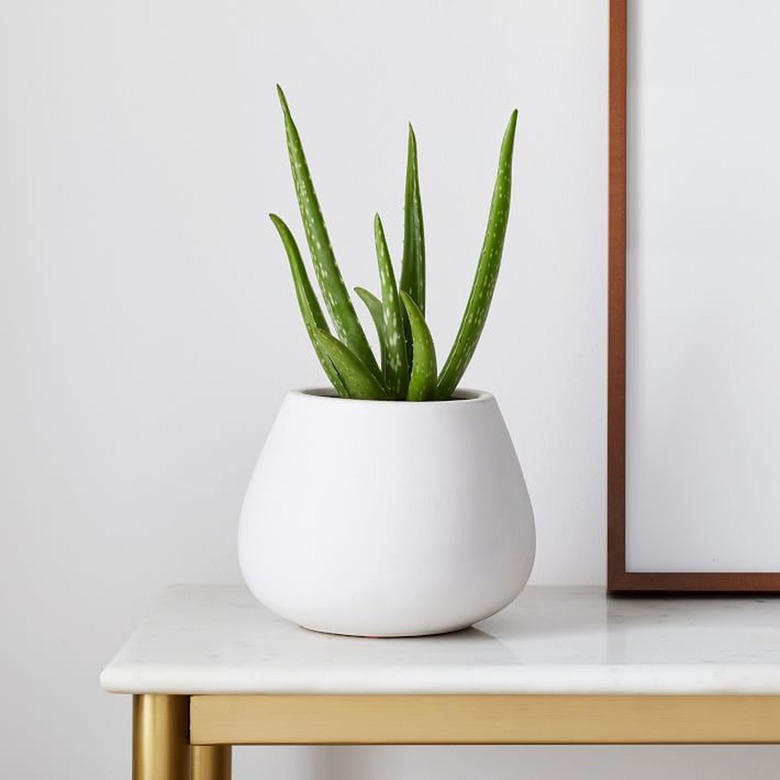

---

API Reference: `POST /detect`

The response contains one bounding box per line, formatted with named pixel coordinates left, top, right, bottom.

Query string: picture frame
left=607, top=0, right=780, bottom=592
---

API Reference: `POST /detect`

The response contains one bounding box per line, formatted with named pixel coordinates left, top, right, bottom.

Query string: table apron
left=189, top=694, right=780, bottom=745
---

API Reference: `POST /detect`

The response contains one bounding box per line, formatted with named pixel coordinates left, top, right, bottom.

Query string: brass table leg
left=192, top=745, right=232, bottom=780
left=133, top=695, right=190, bottom=780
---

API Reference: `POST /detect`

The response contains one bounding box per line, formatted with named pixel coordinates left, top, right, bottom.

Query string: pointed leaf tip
left=276, top=84, right=290, bottom=113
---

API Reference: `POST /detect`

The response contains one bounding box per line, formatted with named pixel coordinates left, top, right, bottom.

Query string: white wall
left=1, top=0, right=776, bottom=777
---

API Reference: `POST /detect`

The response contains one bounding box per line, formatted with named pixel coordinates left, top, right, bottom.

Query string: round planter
left=238, top=388, right=535, bottom=637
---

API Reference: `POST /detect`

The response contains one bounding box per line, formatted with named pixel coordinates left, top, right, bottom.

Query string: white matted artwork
left=608, top=0, right=780, bottom=591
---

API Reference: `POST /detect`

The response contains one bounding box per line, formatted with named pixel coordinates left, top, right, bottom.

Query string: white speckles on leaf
left=401, top=291, right=437, bottom=401
left=374, top=214, right=408, bottom=398
left=278, top=87, right=380, bottom=383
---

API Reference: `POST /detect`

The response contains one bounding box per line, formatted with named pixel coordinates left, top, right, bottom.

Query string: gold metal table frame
left=132, top=692, right=780, bottom=779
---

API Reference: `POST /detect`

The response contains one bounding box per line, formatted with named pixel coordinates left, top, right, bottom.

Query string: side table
left=101, top=585, right=780, bottom=779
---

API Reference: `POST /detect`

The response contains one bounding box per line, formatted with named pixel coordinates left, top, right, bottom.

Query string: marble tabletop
left=100, top=585, right=780, bottom=695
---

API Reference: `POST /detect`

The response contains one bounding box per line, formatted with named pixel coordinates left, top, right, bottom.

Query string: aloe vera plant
left=272, top=85, right=518, bottom=401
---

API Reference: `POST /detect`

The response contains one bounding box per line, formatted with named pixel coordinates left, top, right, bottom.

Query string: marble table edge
left=100, top=665, right=780, bottom=696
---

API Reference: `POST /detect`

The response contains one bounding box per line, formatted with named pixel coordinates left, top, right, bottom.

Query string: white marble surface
left=100, top=585, right=780, bottom=695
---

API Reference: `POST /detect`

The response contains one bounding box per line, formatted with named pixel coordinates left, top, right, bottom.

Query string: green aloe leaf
left=276, top=85, right=381, bottom=380
left=270, top=214, right=349, bottom=397
left=400, top=291, right=437, bottom=402
left=399, top=124, right=425, bottom=364
left=373, top=214, right=409, bottom=399
left=354, top=286, right=387, bottom=378
left=312, top=329, right=390, bottom=400
left=437, top=110, right=518, bottom=399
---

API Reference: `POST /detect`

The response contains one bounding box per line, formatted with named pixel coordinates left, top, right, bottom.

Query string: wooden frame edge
left=610, top=571, right=780, bottom=594
left=606, top=0, right=780, bottom=594
left=607, top=0, right=628, bottom=592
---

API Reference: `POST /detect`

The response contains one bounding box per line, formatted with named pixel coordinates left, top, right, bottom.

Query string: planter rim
left=290, top=387, right=495, bottom=406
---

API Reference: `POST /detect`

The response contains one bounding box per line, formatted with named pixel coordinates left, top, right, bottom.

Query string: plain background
left=1, top=0, right=777, bottom=777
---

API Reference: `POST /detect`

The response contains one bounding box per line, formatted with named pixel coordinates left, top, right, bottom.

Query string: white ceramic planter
left=239, top=389, right=535, bottom=637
